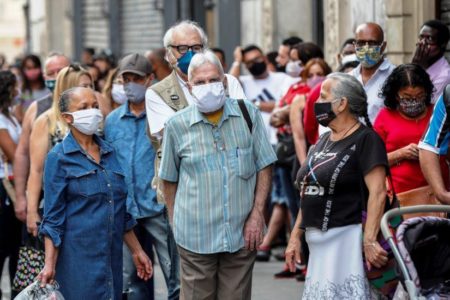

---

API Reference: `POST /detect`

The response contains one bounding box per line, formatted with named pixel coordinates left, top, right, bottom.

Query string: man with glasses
left=412, top=19, right=450, bottom=103
left=350, top=22, right=395, bottom=123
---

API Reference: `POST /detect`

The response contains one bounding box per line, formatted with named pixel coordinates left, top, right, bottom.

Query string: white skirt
left=302, top=224, right=372, bottom=300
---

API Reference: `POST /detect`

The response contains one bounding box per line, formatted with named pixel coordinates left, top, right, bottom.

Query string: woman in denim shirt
left=37, top=87, right=152, bottom=299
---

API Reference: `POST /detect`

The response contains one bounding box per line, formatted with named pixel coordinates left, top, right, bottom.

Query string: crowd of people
left=0, top=17, right=449, bottom=300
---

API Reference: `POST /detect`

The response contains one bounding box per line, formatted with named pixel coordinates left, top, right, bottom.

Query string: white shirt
left=0, top=113, right=21, bottom=178
left=239, top=72, right=298, bottom=144
left=350, top=58, right=396, bottom=123
left=146, top=73, right=246, bottom=136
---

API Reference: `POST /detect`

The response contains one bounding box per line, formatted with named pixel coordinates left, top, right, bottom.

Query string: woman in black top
left=285, top=73, right=389, bottom=299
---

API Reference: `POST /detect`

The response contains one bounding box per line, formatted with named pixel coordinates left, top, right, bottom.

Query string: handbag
left=0, top=147, right=16, bottom=204
left=361, top=173, right=403, bottom=298
left=275, top=133, right=296, bottom=167
left=12, top=236, right=45, bottom=292
left=396, top=185, right=446, bottom=219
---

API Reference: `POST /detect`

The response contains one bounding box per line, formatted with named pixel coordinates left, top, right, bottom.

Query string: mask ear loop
left=166, top=48, right=179, bottom=71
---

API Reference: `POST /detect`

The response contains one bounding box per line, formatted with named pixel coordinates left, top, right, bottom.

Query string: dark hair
left=242, top=45, right=263, bottom=57
left=337, top=61, right=359, bottom=72
left=291, top=42, right=324, bottom=65
left=266, top=51, right=278, bottom=66
left=340, top=38, right=356, bottom=51
left=83, top=47, right=95, bottom=56
left=20, top=54, right=45, bottom=92
left=380, top=63, right=434, bottom=110
left=211, top=47, right=226, bottom=63
left=0, top=71, right=17, bottom=119
left=422, top=19, right=450, bottom=46
left=282, top=36, right=303, bottom=47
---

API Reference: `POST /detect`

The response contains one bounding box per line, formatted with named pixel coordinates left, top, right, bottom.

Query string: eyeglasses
left=169, top=44, right=204, bottom=54
left=354, top=40, right=383, bottom=48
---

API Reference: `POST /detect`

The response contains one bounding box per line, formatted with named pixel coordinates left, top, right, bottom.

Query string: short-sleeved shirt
left=0, top=113, right=21, bottom=178
left=239, top=72, right=298, bottom=144
left=419, top=94, right=450, bottom=155
left=145, top=73, right=246, bottom=136
left=427, top=56, right=450, bottom=103
left=350, top=58, right=396, bottom=123
left=374, top=107, right=448, bottom=193
left=159, top=98, right=277, bottom=254
left=297, top=125, right=388, bottom=231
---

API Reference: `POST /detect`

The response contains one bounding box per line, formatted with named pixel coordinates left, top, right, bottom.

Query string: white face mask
left=111, top=84, right=127, bottom=105
left=341, top=53, right=358, bottom=65
left=285, top=60, right=303, bottom=77
left=191, top=82, right=227, bottom=113
left=66, top=108, right=103, bottom=135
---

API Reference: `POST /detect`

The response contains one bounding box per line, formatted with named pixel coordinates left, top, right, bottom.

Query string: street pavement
left=2, top=251, right=304, bottom=299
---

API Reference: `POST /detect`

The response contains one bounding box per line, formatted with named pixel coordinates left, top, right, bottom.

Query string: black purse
left=275, top=133, right=296, bottom=167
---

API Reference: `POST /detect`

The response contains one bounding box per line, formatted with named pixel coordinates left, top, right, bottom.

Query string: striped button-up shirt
left=159, top=98, right=277, bottom=254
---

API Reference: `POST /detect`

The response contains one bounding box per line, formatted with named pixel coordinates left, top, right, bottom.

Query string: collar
left=427, top=56, right=449, bottom=73
left=176, top=71, right=189, bottom=89
left=118, top=102, right=146, bottom=119
left=62, top=131, right=113, bottom=155
left=189, top=98, right=240, bottom=127
left=353, top=57, right=392, bottom=79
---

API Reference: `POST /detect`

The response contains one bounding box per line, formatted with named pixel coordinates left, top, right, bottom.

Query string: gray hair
left=187, top=50, right=224, bottom=81
left=59, top=87, right=87, bottom=114
left=163, top=20, right=208, bottom=49
left=326, top=72, right=372, bottom=127
left=45, top=52, right=70, bottom=67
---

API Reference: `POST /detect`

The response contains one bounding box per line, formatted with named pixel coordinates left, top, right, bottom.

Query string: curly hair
left=380, top=64, right=434, bottom=110
left=0, top=70, right=17, bottom=119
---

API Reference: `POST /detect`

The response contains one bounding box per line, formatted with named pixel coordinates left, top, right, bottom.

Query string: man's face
left=167, top=29, right=203, bottom=64
left=276, top=45, right=290, bottom=67
left=45, top=56, right=70, bottom=80
left=188, top=63, right=223, bottom=87
left=122, top=73, right=150, bottom=87
left=418, top=25, right=442, bottom=58
left=354, top=27, right=385, bottom=54
left=243, top=49, right=265, bottom=69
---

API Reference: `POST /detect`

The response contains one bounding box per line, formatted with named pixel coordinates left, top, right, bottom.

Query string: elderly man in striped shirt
left=159, top=50, right=277, bottom=300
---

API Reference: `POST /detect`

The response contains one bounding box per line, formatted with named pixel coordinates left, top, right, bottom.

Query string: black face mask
left=314, top=102, right=337, bottom=127
left=276, top=63, right=286, bottom=73
left=248, top=61, right=267, bottom=77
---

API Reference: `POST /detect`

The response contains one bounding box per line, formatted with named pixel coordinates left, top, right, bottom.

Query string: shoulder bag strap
left=237, top=99, right=253, bottom=133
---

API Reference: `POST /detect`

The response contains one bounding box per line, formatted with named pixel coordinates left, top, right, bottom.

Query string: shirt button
left=109, top=200, right=112, bottom=203
left=107, top=184, right=111, bottom=187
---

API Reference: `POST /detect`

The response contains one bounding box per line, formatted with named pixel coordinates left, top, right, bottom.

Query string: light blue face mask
left=124, top=82, right=146, bottom=103
left=177, top=50, right=195, bottom=74
left=45, top=79, right=56, bottom=92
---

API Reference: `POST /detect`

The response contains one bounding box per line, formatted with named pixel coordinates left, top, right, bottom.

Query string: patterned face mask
left=398, top=98, right=426, bottom=118
left=355, top=45, right=383, bottom=68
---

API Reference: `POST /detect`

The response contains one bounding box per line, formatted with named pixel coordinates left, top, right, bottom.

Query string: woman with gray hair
left=285, top=73, right=389, bottom=298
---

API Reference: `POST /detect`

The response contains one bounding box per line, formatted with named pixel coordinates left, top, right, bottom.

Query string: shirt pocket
left=109, top=170, right=127, bottom=199
left=235, top=146, right=256, bottom=179
left=73, top=169, right=102, bottom=197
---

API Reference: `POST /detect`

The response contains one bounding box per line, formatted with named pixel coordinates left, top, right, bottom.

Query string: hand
left=400, top=143, right=419, bottom=160
left=27, top=211, right=41, bottom=237
left=132, top=250, right=153, bottom=281
left=411, top=41, right=431, bottom=68
left=37, top=264, right=56, bottom=287
left=363, top=240, right=388, bottom=270
left=243, top=209, right=265, bottom=251
left=233, top=46, right=243, bottom=63
left=270, top=113, right=284, bottom=128
left=14, top=194, right=27, bottom=223
left=285, top=232, right=302, bottom=272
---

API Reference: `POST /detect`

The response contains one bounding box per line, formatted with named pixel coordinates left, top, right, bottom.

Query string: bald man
left=350, top=22, right=395, bottom=123
left=146, top=48, right=172, bottom=82
left=13, top=53, right=70, bottom=222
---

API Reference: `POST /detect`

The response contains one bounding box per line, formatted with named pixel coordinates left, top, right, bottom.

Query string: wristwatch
left=254, top=100, right=261, bottom=109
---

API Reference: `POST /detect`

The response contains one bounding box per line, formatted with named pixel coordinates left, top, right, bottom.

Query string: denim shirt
left=104, top=103, right=163, bottom=219
left=39, top=132, right=136, bottom=300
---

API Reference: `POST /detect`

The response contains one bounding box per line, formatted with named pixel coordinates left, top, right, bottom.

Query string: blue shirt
left=159, top=98, right=277, bottom=254
left=104, top=103, right=163, bottom=218
left=39, top=132, right=136, bottom=300
left=419, top=94, right=449, bottom=155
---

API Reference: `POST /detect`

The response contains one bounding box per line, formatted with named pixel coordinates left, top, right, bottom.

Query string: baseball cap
left=118, top=53, right=152, bottom=77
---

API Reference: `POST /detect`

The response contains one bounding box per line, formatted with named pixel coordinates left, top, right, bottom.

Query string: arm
left=26, top=115, right=50, bottom=236
left=387, top=144, right=419, bottom=166
left=13, top=103, right=37, bottom=222
left=96, top=91, right=112, bottom=117
left=363, top=165, right=389, bottom=270
left=228, top=46, right=243, bottom=78
left=0, top=129, right=17, bottom=162
left=290, top=95, right=307, bottom=164
left=243, top=165, right=272, bottom=251
left=269, top=106, right=290, bottom=128
left=285, top=208, right=303, bottom=272
left=37, top=236, right=59, bottom=286
left=161, top=180, right=177, bottom=224
left=124, top=230, right=153, bottom=281
left=419, top=149, right=450, bottom=204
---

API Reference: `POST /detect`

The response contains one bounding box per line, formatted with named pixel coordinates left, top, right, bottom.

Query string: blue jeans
left=278, top=166, right=299, bottom=228
left=123, top=210, right=180, bottom=300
